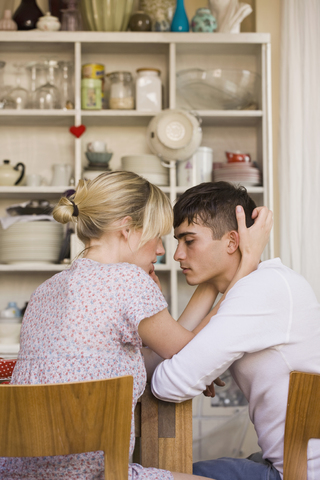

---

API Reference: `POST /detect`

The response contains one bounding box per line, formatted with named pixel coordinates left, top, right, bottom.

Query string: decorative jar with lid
left=191, top=8, right=217, bottom=32
left=136, top=68, right=162, bottom=112
left=36, top=11, right=61, bottom=31
left=107, top=72, right=134, bottom=110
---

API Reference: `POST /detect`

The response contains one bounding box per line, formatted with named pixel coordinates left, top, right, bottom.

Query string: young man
left=151, top=181, right=320, bottom=480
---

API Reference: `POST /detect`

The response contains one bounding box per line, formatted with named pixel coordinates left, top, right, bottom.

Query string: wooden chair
left=0, top=376, right=133, bottom=480
left=283, top=371, right=320, bottom=480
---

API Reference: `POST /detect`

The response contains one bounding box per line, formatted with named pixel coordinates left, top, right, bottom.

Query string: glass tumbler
left=58, top=61, right=74, bottom=109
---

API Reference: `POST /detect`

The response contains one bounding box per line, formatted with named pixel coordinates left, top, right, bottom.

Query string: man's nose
left=174, top=244, right=185, bottom=261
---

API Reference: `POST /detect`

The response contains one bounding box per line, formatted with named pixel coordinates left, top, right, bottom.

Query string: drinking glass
left=33, top=60, right=61, bottom=109
left=60, top=0, right=82, bottom=31
left=2, top=64, right=29, bottom=109
left=58, top=61, right=74, bottom=109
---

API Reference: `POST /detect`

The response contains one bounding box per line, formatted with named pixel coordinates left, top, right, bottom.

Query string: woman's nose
left=157, top=239, right=165, bottom=256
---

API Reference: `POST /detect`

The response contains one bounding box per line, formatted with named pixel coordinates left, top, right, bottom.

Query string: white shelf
left=0, top=264, right=70, bottom=272
left=0, top=32, right=273, bottom=319
left=0, top=186, right=72, bottom=200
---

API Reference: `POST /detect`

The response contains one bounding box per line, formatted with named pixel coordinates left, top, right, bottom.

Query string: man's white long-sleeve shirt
left=151, top=259, right=320, bottom=479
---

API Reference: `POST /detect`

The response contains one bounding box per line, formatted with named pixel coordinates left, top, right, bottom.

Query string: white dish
left=139, top=172, right=169, bottom=186
left=147, top=109, right=202, bottom=162
left=121, top=154, right=168, bottom=174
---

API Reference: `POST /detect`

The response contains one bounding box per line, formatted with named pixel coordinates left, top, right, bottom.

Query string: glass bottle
left=107, top=72, right=134, bottom=110
left=13, top=0, right=43, bottom=30
left=171, top=0, right=189, bottom=32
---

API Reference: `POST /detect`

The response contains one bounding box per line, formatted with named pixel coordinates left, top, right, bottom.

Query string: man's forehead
left=174, top=220, right=212, bottom=238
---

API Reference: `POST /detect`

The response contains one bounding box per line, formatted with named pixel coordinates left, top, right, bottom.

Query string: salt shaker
left=136, top=68, right=162, bottom=112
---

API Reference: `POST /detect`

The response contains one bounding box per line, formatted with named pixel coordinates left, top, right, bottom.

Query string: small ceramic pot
left=36, top=11, right=61, bottom=31
left=191, top=8, right=217, bottom=32
left=128, top=11, right=152, bottom=31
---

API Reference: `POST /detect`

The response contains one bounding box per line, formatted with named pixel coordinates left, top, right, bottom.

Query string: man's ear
left=226, top=230, right=239, bottom=254
left=119, top=216, right=132, bottom=240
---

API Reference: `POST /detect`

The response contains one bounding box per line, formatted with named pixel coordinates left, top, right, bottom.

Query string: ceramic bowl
left=85, top=152, right=113, bottom=165
left=226, top=151, right=251, bottom=163
left=80, top=0, right=133, bottom=31
left=146, top=109, right=202, bottom=162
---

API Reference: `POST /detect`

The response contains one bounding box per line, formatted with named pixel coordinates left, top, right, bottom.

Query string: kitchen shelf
left=0, top=31, right=273, bottom=319
left=0, top=264, right=69, bottom=272
left=0, top=186, right=72, bottom=200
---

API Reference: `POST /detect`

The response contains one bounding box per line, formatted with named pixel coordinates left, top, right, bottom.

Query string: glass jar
left=81, top=78, right=102, bottom=110
left=136, top=68, right=162, bottom=112
left=107, top=71, right=134, bottom=110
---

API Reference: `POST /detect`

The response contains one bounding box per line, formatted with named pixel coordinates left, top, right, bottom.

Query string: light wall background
left=0, top=0, right=281, bottom=255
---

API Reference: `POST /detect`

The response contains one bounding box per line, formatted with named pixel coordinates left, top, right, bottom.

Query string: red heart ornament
left=69, top=125, right=86, bottom=138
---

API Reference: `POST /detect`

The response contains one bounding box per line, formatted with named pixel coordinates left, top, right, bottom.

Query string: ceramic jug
left=0, top=159, right=25, bottom=186
left=51, top=164, right=72, bottom=186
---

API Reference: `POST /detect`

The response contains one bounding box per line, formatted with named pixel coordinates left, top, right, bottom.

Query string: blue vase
left=171, top=0, right=189, bottom=32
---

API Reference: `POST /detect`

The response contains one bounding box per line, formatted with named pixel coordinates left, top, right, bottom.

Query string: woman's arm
left=177, top=282, right=219, bottom=331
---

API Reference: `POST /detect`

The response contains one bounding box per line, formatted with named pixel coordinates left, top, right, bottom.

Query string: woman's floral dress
left=0, top=258, right=174, bottom=480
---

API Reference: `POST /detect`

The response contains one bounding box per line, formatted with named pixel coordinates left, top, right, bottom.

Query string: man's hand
left=236, top=205, right=273, bottom=262
left=203, top=377, right=226, bottom=397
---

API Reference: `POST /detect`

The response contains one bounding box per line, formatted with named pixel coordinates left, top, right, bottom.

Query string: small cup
left=26, top=174, right=42, bottom=187
left=87, top=141, right=106, bottom=153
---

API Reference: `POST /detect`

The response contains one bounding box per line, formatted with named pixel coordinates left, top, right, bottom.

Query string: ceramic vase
left=13, top=0, right=43, bottom=30
left=128, top=11, right=152, bottom=31
left=139, top=0, right=176, bottom=31
left=171, top=0, right=189, bottom=32
left=191, top=8, right=217, bottom=32
left=0, top=10, right=18, bottom=30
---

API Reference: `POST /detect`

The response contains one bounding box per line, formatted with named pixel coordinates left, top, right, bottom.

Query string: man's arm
left=151, top=267, right=289, bottom=403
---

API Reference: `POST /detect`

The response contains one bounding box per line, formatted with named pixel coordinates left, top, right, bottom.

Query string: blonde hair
left=53, top=171, right=173, bottom=247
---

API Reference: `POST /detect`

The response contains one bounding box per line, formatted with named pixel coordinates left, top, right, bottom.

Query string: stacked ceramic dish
left=0, top=221, right=64, bottom=265
left=213, top=163, right=261, bottom=187
left=121, top=154, right=169, bottom=186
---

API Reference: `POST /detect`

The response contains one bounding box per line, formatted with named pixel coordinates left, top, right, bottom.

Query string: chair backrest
left=0, top=375, right=133, bottom=480
left=283, top=371, right=320, bottom=480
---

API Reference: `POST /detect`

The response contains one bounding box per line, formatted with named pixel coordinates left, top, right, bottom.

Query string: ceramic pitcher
left=51, top=164, right=72, bottom=186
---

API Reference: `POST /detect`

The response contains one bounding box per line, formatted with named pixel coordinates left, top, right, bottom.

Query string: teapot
left=0, top=159, right=25, bottom=186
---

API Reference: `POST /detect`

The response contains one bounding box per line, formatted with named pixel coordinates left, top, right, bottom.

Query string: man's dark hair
left=173, top=181, right=257, bottom=239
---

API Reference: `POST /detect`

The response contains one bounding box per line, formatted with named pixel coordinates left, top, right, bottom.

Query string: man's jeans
left=193, top=452, right=282, bottom=480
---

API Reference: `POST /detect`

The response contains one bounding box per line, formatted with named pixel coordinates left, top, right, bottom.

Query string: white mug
left=177, top=146, right=213, bottom=187
left=87, top=141, right=106, bottom=153
left=51, top=164, right=72, bottom=186
left=26, top=173, right=42, bottom=187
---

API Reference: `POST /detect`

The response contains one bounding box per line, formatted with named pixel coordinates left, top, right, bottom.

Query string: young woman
left=0, top=171, right=272, bottom=480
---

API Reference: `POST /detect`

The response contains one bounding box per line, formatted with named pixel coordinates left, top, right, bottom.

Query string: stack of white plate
left=0, top=221, right=64, bottom=265
left=121, top=154, right=169, bottom=186
left=213, top=163, right=261, bottom=187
